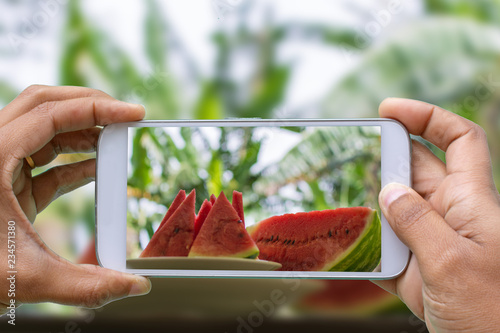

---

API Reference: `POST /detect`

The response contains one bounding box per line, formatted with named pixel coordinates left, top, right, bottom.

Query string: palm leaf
left=255, top=127, right=380, bottom=196
left=321, top=18, right=500, bottom=122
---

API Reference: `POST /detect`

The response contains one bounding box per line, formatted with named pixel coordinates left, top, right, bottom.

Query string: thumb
left=379, top=183, right=458, bottom=263
left=37, top=260, right=151, bottom=308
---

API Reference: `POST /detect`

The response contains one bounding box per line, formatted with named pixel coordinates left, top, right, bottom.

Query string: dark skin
left=374, top=98, right=500, bottom=333
left=0, top=85, right=151, bottom=314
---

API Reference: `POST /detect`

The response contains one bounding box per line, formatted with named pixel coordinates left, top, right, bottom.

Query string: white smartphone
left=96, top=119, right=410, bottom=279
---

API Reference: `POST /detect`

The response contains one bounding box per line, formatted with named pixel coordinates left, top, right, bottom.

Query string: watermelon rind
left=323, top=209, right=381, bottom=272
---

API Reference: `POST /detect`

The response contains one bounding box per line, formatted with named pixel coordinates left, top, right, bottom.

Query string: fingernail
left=380, top=183, right=409, bottom=208
left=128, top=277, right=151, bottom=296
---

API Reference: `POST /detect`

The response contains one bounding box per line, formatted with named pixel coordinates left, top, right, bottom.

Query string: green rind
left=323, top=209, right=381, bottom=272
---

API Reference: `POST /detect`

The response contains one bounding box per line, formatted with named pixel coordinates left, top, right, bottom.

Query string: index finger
left=0, top=97, right=145, bottom=163
left=379, top=98, right=493, bottom=180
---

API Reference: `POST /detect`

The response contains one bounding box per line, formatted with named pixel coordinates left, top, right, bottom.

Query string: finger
left=0, top=97, right=145, bottom=163
left=411, top=141, right=446, bottom=201
left=372, top=257, right=425, bottom=320
left=32, top=159, right=96, bottom=213
left=30, top=128, right=101, bottom=167
left=38, top=260, right=151, bottom=308
left=0, top=85, right=112, bottom=126
left=379, top=98, right=493, bottom=182
left=379, top=183, right=460, bottom=267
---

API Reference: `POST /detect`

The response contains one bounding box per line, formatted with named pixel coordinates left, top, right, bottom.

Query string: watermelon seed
left=276, top=235, right=279, bottom=241
left=328, top=230, right=332, bottom=237
left=292, top=240, right=295, bottom=245
left=174, top=227, right=179, bottom=234
left=270, top=235, right=274, bottom=241
left=283, top=239, right=288, bottom=244
left=237, top=220, right=243, bottom=223
left=345, top=229, right=349, bottom=235
left=288, top=240, right=293, bottom=245
left=239, top=233, right=244, bottom=238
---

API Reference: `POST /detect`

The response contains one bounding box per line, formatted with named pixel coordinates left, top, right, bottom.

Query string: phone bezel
left=96, top=119, right=411, bottom=279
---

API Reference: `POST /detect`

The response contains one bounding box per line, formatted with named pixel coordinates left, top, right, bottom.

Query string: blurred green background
left=1, top=0, right=500, bottom=331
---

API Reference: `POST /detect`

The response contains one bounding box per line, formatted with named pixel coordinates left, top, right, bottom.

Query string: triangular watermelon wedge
left=232, top=191, right=245, bottom=226
left=157, top=190, right=186, bottom=231
left=194, top=199, right=212, bottom=238
left=210, top=194, right=217, bottom=205
left=140, top=190, right=196, bottom=257
left=188, top=192, right=259, bottom=259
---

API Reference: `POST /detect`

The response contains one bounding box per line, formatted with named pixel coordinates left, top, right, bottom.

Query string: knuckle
left=21, top=84, right=48, bottom=98
left=82, top=283, right=112, bottom=309
left=32, top=101, right=57, bottom=131
left=390, top=199, right=433, bottom=233
left=32, top=100, right=56, bottom=115
left=467, top=122, right=487, bottom=142
left=88, top=88, right=111, bottom=99
left=50, top=137, right=63, bottom=155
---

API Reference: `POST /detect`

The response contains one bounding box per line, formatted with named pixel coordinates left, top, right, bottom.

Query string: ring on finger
left=25, top=156, right=36, bottom=169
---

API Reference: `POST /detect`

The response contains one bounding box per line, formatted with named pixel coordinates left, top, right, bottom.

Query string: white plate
left=126, top=257, right=282, bottom=270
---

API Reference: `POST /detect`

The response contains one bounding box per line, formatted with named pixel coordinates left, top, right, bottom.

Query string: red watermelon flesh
left=194, top=199, right=212, bottom=238
left=157, top=190, right=186, bottom=231
left=296, top=280, right=402, bottom=316
left=140, top=190, right=196, bottom=257
left=188, top=192, right=259, bottom=258
left=232, top=191, right=245, bottom=226
left=210, top=194, right=217, bottom=205
left=248, top=207, right=381, bottom=271
left=78, top=237, right=99, bottom=265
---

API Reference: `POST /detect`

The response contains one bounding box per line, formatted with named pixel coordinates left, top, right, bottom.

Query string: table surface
left=8, top=316, right=429, bottom=333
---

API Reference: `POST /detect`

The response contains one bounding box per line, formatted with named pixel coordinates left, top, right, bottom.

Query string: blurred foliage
left=425, top=0, right=500, bottom=22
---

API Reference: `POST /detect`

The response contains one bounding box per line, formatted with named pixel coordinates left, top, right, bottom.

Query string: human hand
left=374, top=98, right=500, bottom=332
left=0, top=85, right=151, bottom=315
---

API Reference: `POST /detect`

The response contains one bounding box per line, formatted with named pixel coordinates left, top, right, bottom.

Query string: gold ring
left=25, top=156, right=36, bottom=169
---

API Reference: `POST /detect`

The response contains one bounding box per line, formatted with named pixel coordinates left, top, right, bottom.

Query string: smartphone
left=96, top=119, right=410, bottom=279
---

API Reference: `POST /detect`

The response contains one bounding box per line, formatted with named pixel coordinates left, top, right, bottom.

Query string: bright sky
left=0, top=0, right=423, bottom=111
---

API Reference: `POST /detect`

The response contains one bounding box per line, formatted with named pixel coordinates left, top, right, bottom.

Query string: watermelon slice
left=188, top=192, right=259, bottom=259
left=157, top=190, right=186, bottom=231
left=210, top=194, right=216, bottom=205
left=231, top=191, right=245, bottom=225
left=140, top=190, right=196, bottom=257
left=294, top=280, right=404, bottom=316
left=194, top=199, right=212, bottom=238
left=248, top=207, right=381, bottom=271
left=78, top=237, right=99, bottom=265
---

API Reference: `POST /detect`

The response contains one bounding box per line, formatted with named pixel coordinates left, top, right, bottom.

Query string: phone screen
left=125, top=125, right=381, bottom=273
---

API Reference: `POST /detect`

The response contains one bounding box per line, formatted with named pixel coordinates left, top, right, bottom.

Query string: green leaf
left=207, top=152, right=224, bottom=196
left=307, top=180, right=331, bottom=211
left=194, top=82, right=224, bottom=119
left=129, top=128, right=152, bottom=191
left=238, top=66, right=291, bottom=118
left=321, top=18, right=500, bottom=119
left=425, top=0, right=500, bottom=23
left=0, top=81, right=19, bottom=106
